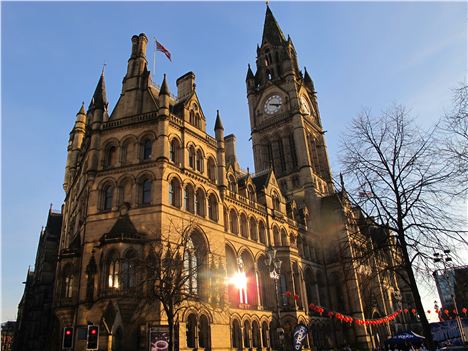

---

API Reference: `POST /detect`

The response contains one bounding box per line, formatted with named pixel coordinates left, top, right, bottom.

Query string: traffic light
left=62, top=326, right=74, bottom=349
left=86, top=325, right=99, bottom=350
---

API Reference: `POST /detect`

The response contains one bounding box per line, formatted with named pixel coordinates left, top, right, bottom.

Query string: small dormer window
left=272, top=192, right=280, bottom=211
left=190, top=110, right=195, bottom=125
left=228, top=175, right=237, bottom=193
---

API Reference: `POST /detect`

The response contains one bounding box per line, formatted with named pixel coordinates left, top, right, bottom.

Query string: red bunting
left=306, top=302, right=402, bottom=326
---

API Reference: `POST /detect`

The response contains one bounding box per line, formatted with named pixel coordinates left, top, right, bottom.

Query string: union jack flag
left=155, top=39, right=172, bottom=62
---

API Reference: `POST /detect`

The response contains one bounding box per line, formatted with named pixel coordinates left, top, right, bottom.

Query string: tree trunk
left=399, top=234, right=435, bottom=350
left=168, top=313, right=175, bottom=351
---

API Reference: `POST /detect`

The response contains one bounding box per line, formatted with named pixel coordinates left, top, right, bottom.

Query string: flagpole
left=153, top=37, right=157, bottom=81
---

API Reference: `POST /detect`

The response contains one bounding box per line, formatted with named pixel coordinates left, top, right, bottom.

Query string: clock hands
left=269, top=103, right=281, bottom=107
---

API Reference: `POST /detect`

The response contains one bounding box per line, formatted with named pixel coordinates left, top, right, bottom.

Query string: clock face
left=264, top=95, right=282, bottom=115
left=300, top=96, right=311, bottom=115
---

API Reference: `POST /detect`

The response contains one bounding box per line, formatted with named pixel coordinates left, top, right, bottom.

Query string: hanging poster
left=149, top=326, right=169, bottom=351
left=292, top=323, right=309, bottom=351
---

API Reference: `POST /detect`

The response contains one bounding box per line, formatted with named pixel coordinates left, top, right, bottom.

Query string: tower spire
left=88, top=70, right=108, bottom=111
left=262, top=4, right=286, bottom=46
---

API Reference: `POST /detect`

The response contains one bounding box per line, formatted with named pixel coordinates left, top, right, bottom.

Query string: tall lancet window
left=184, top=239, right=198, bottom=294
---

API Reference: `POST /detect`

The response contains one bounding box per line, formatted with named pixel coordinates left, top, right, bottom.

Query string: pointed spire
left=77, top=102, right=86, bottom=116
left=89, top=70, right=108, bottom=110
left=159, top=74, right=169, bottom=96
left=214, top=110, right=224, bottom=130
left=246, top=64, right=254, bottom=81
left=304, top=67, right=316, bottom=92
left=262, top=4, right=286, bottom=46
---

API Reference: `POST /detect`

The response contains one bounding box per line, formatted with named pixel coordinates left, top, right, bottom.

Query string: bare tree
left=442, top=84, right=468, bottom=194
left=139, top=219, right=222, bottom=351
left=338, top=105, right=467, bottom=349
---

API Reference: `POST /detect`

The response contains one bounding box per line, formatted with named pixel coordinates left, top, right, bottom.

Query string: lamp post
left=393, top=289, right=406, bottom=331
left=265, top=247, right=284, bottom=350
left=433, top=249, right=467, bottom=344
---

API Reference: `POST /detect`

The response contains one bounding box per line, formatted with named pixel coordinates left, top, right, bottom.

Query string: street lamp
left=265, top=246, right=284, bottom=350
left=433, top=249, right=467, bottom=344
left=393, top=289, right=406, bottom=331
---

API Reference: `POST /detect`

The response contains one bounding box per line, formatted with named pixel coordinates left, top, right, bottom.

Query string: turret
left=214, top=110, right=226, bottom=190
left=124, top=33, right=149, bottom=87
left=157, top=74, right=170, bottom=161
left=86, top=71, right=108, bottom=176
left=246, top=64, right=255, bottom=93
left=63, top=103, right=87, bottom=191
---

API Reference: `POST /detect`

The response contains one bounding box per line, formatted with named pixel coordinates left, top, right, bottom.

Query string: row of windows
left=265, top=134, right=298, bottom=174
left=104, top=137, right=154, bottom=168
left=224, top=209, right=268, bottom=244
left=101, top=178, right=152, bottom=211
left=169, top=178, right=219, bottom=221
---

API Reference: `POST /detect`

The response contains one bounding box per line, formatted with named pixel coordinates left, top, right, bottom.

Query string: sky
left=2, top=1, right=467, bottom=322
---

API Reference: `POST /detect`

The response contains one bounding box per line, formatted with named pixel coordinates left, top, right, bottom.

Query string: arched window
left=259, top=222, right=267, bottom=245
left=121, top=143, right=128, bottom=165
left=142, top=138, right=152, bottom=160
left=273, top=193, right=280, bottom=211
left=121, top=250, right=137, bottom=290
left=170, top=139, right=180, bottom=164
left=199, top=315, right=211, bottom=349
left=141, top=178, right=152, bottom=205
left=195, top=189, right=205, bottom=217
left=188, top=146, right=196, bottom=169
left=169, top=178, right=181, bottom=207
left=190, top=110, right=195, bottom=125
left=186, top=314, right=197, bottom=348
left=184, top=238, right=198, bottom=294
left=195, top=113, right=201, bottom=128
left=105, top=145, right=117, bottom=168
left=228, top=175, right=237, bottom=193
left=249, top=218, right=258, bottom=241
left=240, top=214, right=248, bottom=238
left=261, top=322, right=269, bottom=349
left=207, top=157, right=216, bottom=182
left=107, top=253, right=120, bottom=289
left=281, top=229, right=289, bottom=246
left=62, top=265, right=74, bottom=298
left=103, top=184, right=114, bottom=211
left=208, top=194, right=218, bottom=221
left=247, top=185, right=256, bottom=203
left=289, top=133, right=298, bottom=168
left=230, top=210, right=238, bottom=234
left=252, top=321, right=261, bottom=349
left=196, top=150, right=204, bottom=173
left=243, top=320, right=251, bottom=348
left=232, top=320, right=242, bottom=350
left=273, top=227, right=281, bottom=246
left=278, top=138, right=286, bottom=172
left=185, top=185, right=194, bottom=213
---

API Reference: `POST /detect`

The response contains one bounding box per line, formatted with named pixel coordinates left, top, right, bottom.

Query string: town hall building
left=15, top=5, right=418, bottom=351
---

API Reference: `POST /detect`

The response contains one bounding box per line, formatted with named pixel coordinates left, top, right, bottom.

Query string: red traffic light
left=62, top=327, right=74, bottom=349
left=91, top=329, right=97, bottom=335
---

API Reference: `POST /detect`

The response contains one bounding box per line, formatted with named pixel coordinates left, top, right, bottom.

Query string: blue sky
left=2, top=1, right=466, bottom=321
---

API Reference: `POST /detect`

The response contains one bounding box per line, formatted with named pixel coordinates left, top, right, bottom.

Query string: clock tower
left=246, top=5, right=334, bottom=217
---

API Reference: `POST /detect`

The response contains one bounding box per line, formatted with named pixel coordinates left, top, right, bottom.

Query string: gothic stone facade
left=52, top=6, right=412, bottom=351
